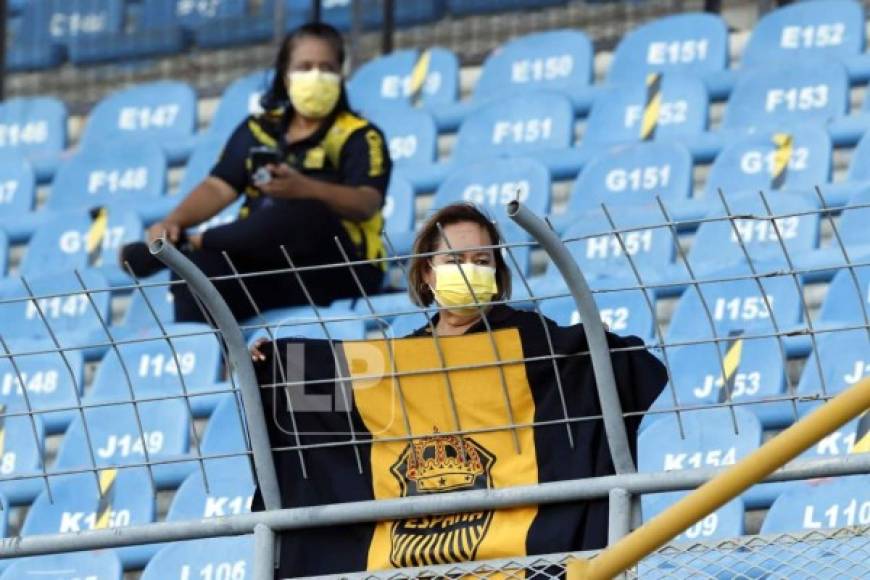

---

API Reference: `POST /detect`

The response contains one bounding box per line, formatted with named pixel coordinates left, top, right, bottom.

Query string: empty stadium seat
left=667, top=268, right=804, bottom=342
left=0, top=150, right=43, bottom=243
left=53, top=399, right=194, bottom=488
left=642, top=493, right=744, bottom=543
left=0, top=412, right=45, bottom=504
left=638, top=407, right=763, bottom=508
left=796, top=329, right=869, bottom=406
left=582, top=73, right=711, bottom=160
left=92, top=322, right=222, bottom=416
left=608, top=12, right=729, bottom=96
left=704, top=125, right=832, bottom=198
left=742, top=1, right=868, bottom=80
left=388, top=307, right=437, bottom=338
left=687, top=192, right=820, bottom=276
left=0, top=550, right=123, bottom=580
left=0, top=344, right=84, bottom=434
left=0, top=228, right=6, bottom=276
left=80, top=81, right=197, bottom=164
left=0, top=271, right=112, bottom=359
left=566, top=141, right=693, bottom=216
left=816, top=266, right=870, bottom=327
left=559, top=207, right=679, bottom=287
left=141, top=535, right=254, bottom=580
left=192, top=0, right=274, bottom=49
left=200, top=395, right=249, bottom=464
left=382, top=175, right=416, bottom=257
left=19, top=208, right=143, bottom=287
left=800, top=188, right=870, bottom=270
left=167, top=459, right=254, bottom=522
left=432, top=157, right=551, bottom=274
left=539, top=290, right=656, bottom=343
left=286, top=0, right=446, bottom=31
left=447, top=0, right=567, bottom=17
left=21, top=468, right=156, bottom=568
left=47, top=138, right=169, bottom=223
left=178, top=135, right=226, bottom=201
left=247, top=314, right=367, bottom=345
left=0, top=96, right=67, bottom=181
left=120, top=271, right=176, bottom=332
left=366, top=107, right=437, bottom=169
left=721, top=59, right=852, bottom=145
left=348, top=48, right=459, bottom=113
left=207, top=69, right=271, bottom=142
left=646, top=336, right=790, bottom=429
left=762, top=474, right=870, bottom=533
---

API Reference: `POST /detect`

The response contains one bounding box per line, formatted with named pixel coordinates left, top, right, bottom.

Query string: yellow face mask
left=287, top=69, right=341, bottom=119
left=430, top=263, right=498, bottom=313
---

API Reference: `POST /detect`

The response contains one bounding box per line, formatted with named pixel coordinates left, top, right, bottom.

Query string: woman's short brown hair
left=407, top=202, right=512, bottom=307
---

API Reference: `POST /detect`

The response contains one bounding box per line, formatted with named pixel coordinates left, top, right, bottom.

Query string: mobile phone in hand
left=250, top=146, right=281, bottom=185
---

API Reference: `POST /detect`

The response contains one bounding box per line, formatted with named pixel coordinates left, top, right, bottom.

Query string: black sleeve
left=209, top=119, right=254, bottom=193
left=338, top=125, right=392, bottom=196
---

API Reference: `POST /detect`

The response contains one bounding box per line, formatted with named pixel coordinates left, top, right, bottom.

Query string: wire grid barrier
left=330, top=526, right=870, bottom=579
left=0, top=192, right=868, bottom=576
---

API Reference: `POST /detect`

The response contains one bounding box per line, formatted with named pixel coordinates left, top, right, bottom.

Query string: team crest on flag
left=388, top=430, right=495, bottom=567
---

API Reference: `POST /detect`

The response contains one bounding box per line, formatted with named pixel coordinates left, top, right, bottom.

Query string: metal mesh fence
left=0, top=190, right=867, bottom=577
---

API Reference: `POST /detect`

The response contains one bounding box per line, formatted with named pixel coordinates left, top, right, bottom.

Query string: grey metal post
left=608, top=488, right=632, bottom=545
left=253, top=523, right=277, bottom=580
left=506, top=201, right=636, bottom=473
left=150, top=239, right=282, bottom=511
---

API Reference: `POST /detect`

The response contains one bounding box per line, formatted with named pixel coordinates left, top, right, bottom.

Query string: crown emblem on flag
left=404, top=430, right=485, bottom=492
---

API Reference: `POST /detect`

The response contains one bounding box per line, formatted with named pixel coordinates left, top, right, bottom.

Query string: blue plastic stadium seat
left=48, top=138, right=169, bottom=222
left=207, top=69, right=272, bottom=142
left=0, top=96, right=67, bottom=181
left=54, top=398, right=193, bottom=488
left=432, top=157, right=551, bottom=274
left=816, top=266, right=870, bottom=327
left=0, top=550, right=123, bottom=580
left=0, top=343, right=84, bottom=434
left=762, top=474, right=870, bottom=533
left=22, top=468, right=155, bottom=568
left=141, top=536, right=254, bottom=580
left=247, top=314, right=367, bottom=345
left=447, top=0, right=567, bottom=17
left=796, top=329, right=869, bottom=405
left=742, top=1, right=867, bottom=80
left=91, top=322, right=223, bottom=416
left=0, top=228, right=7, bottom=276
left=667, top=268, right=804, bottom=342
left=558, top=206, right=680, bottom=287
left=539, top=290, right=656, bottom=343
left=687, top=192, right=820, bottom=276
left=0, top=492, right=5, bottom=536
left=120, top=271, right=176, bottom=332
left=565, top=141, right=693, bottom=217
left=608, top=12, right=730, bottom=99
left=366, top=107, right=437, bottom=169
left=0, top=412, right=45, bottom=504
left=200, top=395, right=249, bottom=465
left=638, top=407, right=763, bottom=507
left=0, top=271, right=112, bottom=359
left=642, top=493, right=744, bottom=544
left=388, top=307, right=438, bottom=338
left=582, top=74, right=711, bottom=161
left=432, top=30, right=591, bottom=131
left=645, top=337, right=789, bottom=430
left=192, top=0, right=274, bottom=49
left=721, top=58, right=855, bottom=146
left=348, top=48, right=459, bottom=113
left=0, top=150, right=44, bottom=243
left=167, top=459, right=254, bottom=522
left=80, top=81, right=197, bottom=164
left=19, top=208, right=143, bottom=287
left=705, top=125, right=832, bottom=198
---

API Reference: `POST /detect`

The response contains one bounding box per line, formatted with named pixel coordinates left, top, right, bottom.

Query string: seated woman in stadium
left=122, top=22, right=391, bottom=323
left=248, top=203, right=667, bottom=576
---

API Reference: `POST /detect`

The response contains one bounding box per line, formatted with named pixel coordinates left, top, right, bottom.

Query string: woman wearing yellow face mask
left=406, top=203, right=514, bottom=337
left=122, top=23, right=392, bottom=324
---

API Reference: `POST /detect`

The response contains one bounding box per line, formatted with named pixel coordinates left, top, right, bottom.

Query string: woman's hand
left=259, top=164, right=303, bottom=199
left=250, top=337, right=270, bottom=362
left=147, top=220, right=182, bottom=244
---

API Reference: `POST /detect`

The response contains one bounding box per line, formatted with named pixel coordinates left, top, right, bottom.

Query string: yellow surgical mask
left=430, top=263, right=498, bottom=313
left=287, top=69, right=341, bottom=119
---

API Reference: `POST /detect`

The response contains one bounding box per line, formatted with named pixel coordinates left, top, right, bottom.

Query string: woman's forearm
left=166, top=177, right=239, bottom=228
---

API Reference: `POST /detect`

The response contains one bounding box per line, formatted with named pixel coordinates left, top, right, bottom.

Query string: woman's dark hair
left=261, top=22, right=350, bottom=112
left=408, top=203, right=512, bottom=307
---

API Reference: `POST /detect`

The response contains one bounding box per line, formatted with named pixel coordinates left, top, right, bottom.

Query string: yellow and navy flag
left=854, top=411, right=870, bottom=454
left=86, top=206, right=109, bottom=267
left=93, top=468, right=118, bottom=529
left=253, top=305, right=667, bottom=577
left=716, top=332, right=744, bottom=404
left=407, top=50, right=431, bottom=107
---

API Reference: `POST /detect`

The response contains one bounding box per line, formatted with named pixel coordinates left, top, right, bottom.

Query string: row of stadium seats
left=10, top=0, right=546, bottom=70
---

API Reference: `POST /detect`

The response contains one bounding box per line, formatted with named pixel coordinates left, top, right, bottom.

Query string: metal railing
left=0, top=194, right=867, bottom=578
